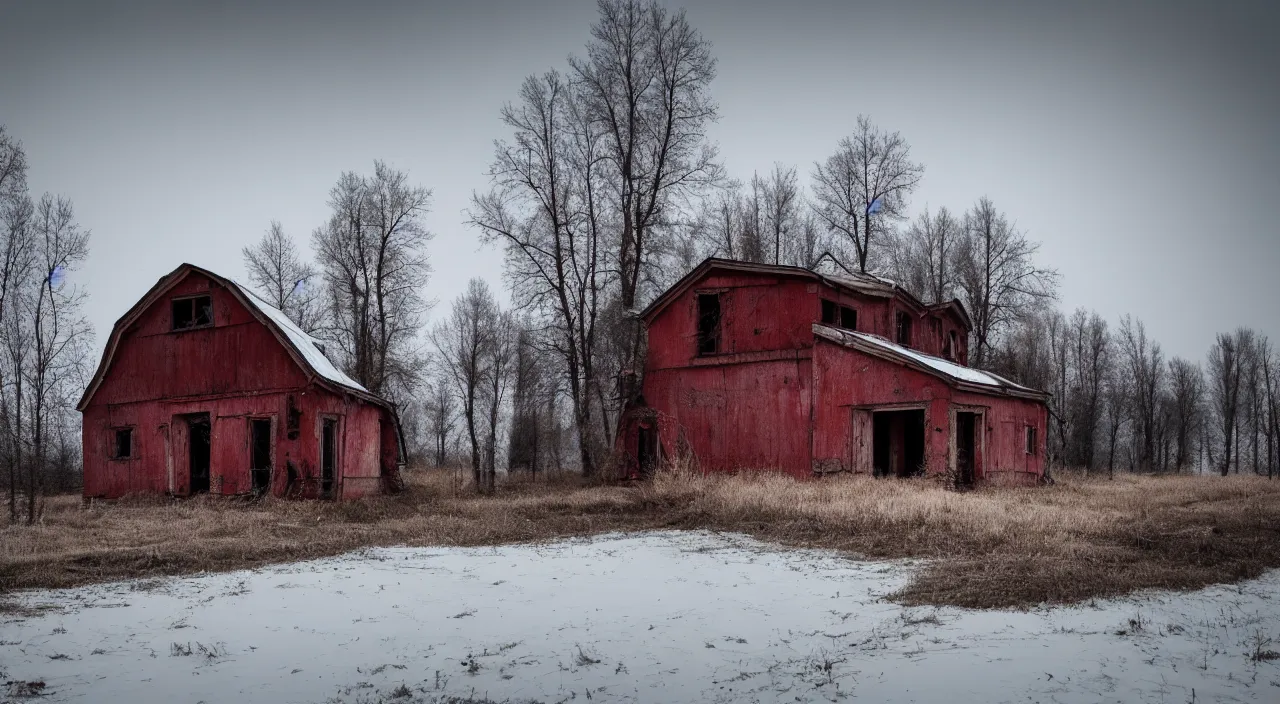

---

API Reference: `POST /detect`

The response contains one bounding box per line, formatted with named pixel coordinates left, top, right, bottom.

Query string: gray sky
left=1, top=0, right=1276, bottom=364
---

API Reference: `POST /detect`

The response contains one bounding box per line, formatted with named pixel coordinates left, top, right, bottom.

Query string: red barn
left=620, top=259, right=1050, bottom=485
left=79, top=263, right=403, bottom=500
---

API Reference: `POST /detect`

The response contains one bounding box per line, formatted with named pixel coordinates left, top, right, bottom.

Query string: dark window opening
left=187, top=414, right=211, bottom=494
left=956, top=411, right=977, bottom=487
left=945, top=330, right=958, bottom=361
left=172, top=295, right=213, bottom=331
left=821, top=299, right=838, bottom=325
left=321, top=418, right=338, bottom=499
left=696, top=293, right=721, bottom=356
left=895, top=311, right=913, bottom=346
left=113, top=428, right=133, bottom=459
left=839, top=306, right=857, bottom=330
left=250, top=419, right=272, bottom=493
left=872, top=409, right=925, bottom=478
left=1026, top=426, right=1038, bottom=455
left=636, top=425, right=659, bottom=478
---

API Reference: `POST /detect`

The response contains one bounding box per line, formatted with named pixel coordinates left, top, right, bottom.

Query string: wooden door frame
left=949, top=404, right=988, bottom=481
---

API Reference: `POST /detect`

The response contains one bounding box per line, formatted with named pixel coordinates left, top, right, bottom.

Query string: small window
left=839, top=306, right=857, bottom=331
left=895, top=311, right=913, bottom=346
left=113, top=427, right=133, bottom=459
left=172, top=295, right=213, bottom=331
left=1025, top=426, right=1038, bottom=455
left=821, top=299, right=838, bottom=325
left=944, top=330, right=957, bottom=361
left=696, top=293, right=721, bottom=356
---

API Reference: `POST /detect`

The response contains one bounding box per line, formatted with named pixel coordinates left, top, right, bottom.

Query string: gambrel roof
left=77, top=263, right=390, bottom=411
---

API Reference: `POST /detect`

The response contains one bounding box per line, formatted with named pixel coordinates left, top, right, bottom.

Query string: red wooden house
left=620, top=259, right=1049, bottom=485
left=79, top=263, right=403, bottom=500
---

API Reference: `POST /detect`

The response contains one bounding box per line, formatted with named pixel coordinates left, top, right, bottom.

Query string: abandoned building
left=79, top=263, right=403, bottom=500
left=619, top=258, right=1050, bottom=485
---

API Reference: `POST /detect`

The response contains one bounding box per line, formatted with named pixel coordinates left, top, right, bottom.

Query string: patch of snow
left=820, top=325, right=1037, bottom=391
left=3, top=531, right=1278, bottom=703
left=230, top=282, right=369, bottom=394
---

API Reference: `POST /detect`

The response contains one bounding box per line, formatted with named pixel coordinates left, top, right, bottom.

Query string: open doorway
left=250, top=418, right=272, bottom=493
left=954, top=411, right=980, bottom=487
left=321, top=418, right=338, bottom=499
left=187, top=414, right=211, bottom=494
left=636, top=425, right=658, bottom=478
left=872, top=409, right=925, bottom=478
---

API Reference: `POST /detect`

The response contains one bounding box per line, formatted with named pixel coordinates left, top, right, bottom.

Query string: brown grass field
left=3, top=469, right=1280, bottom=609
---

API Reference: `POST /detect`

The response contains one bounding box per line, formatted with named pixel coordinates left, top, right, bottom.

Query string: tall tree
left=1066, top=309, right=1109, bottom=470
left=759, top=163, right=800, bottom=265
left=890, top=206, right=960, bottom=305
left=1208, top=329, right=1251, bottom=476
left=1117, top=316, right=1164, bottom=472
left=432, top=279, right=499, bottom=491
left=470, top=71, right=610, bottom=476
left=1167, top=356, right=1204, bottom=472
left=811, top=115, right=924, bottom=273
left=954, top=197, right=1058, bottom=368
left=312, top=162, right=433, bottom=399
left=242, top=220, right=321, bottom=332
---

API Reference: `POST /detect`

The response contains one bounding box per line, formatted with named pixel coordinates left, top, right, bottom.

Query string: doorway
left=250, top=418, right=272, bottom=493
left=321, top=418, right=338, bottom=499
left=187, top=414, right=211, bottom=494
left=636, top=425, right=658, bottom=478
left=872, top=409, right=925, bottom=478
left=955, top=411, right=979, bottom=487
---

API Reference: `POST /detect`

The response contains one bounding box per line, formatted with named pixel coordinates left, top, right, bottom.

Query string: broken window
left=172, top=295, right=213, bottom=330
left=696, top=293, right=721, bottom=356
left=821, top=299, right=838, bottom=325
left=839, top=306, right=857, bottom=330
left=944, top=330, right=956, bottom=360
left=1026, top=426, right=1038, bottom=455
left=113, top=428, right=132, bottom=459
left=895, top=311, right=913, bottom=346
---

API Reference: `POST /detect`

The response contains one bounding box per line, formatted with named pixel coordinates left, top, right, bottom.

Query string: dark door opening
left=250, top=419, right=272, bottom=493
left=872, top=409, right=925, bottom=478
left=636, top=425, right=658, bottom=478
left=321, top=418, right=337, bottom=499
left=956, top=412, right=977, bottom=487
left=188, top=414, right=211, bottom=494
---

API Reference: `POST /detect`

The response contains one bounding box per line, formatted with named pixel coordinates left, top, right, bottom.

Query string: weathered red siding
left=81, top=267, right=398, bottom=500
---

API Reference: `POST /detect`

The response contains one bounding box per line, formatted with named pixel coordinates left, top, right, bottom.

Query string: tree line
left=3, top=1, right=1276, bottom=512
left=0, top=125, right=94, bottom=523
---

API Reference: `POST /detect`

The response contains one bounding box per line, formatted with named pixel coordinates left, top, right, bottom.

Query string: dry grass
left=3, top=469, right=1280, bottom=609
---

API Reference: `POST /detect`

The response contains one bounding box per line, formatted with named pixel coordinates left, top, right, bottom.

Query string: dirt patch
left=3, top=470, right=1280, bottom=609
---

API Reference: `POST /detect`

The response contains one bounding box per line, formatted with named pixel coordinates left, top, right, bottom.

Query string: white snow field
left=3, top=531, right=1279, bottom=703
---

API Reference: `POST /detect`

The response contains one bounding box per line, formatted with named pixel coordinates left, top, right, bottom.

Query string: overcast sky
left=1, top=0, right=1276, bottom=364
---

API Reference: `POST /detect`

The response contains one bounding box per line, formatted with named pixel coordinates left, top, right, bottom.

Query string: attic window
left=172, top=295, right=213, bottom=330
left=945, top=330, right=958, bottom=361
left=821, top=299, right=838, bottom=325
left=696, top=293, right=721, bottom=356
left=112, top=427, right=133, bottom=460
left=839, top=306, right=857, bottom=331
left=895, top=311, right=913, bottom=346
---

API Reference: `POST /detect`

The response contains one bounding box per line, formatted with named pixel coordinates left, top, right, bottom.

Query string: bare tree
left=432, top=279, right=499, bottom=492
left=481, top=311, right=516, bottom=493
left=242, top=220, right=322, bottom=333
left=1208, top=328, right=1252, bottom=476
left=424, top=367, right=458, bottom=469
left=811, top=115, right=924, bottom=273
left=1167, top=356, right=1204, bottom=472
left=1067, top=309, right=1109, bottom=470
left=954, top=197, right=1058, bottom=368
left=1117, top=316, right=1164, bottom=472
left=1102, top=357, right=1131, bottom=478
left=312, top=162, right=434, bottom=399
left=469, top=71, right=611, bottom=476
left=890, top=206, right=960, bottom=305
left=759, top=163, right=800, bottom=265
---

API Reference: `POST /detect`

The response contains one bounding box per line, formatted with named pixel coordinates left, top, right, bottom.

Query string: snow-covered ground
left=3, top=531, right=1279, bottom=703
